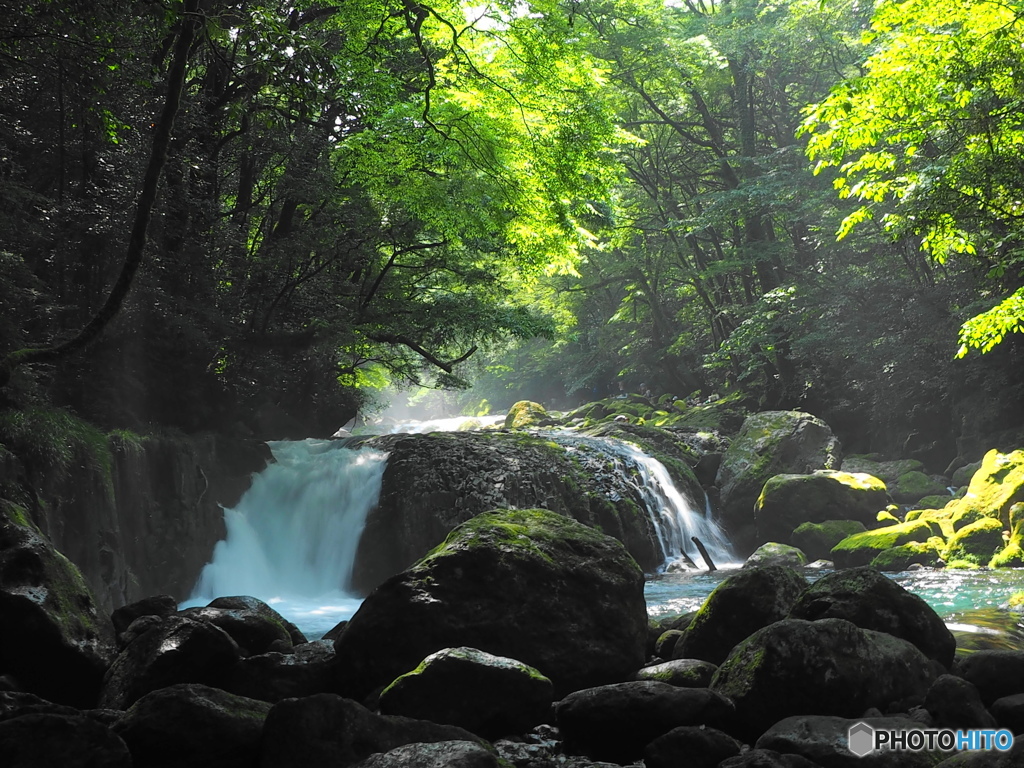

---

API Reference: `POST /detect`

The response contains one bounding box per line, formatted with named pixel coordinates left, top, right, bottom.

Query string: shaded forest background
left=2, top=0, right=1024, bottom=472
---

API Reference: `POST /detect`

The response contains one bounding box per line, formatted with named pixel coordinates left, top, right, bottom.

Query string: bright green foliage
left=803, top=0, right=1024, bottom=355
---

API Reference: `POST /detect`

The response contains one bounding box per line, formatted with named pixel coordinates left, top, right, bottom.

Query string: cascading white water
left=387, top=414, right=506, bottom=433
left=183, top=439, right=388, bottom=638
left=552, top=432, right=734, bottom=570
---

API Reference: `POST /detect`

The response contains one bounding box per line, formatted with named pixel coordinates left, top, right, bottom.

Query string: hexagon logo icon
left=848, top=722, right=875, bottom=757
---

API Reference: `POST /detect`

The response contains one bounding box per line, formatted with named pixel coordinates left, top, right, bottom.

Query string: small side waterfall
left=552, top=432, right=734, bottom=570
left=184, top=439, right=388, bottom=637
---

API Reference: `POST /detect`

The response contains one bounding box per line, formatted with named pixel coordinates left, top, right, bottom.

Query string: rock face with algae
left=0, top=500, right=114, bottom=708
left=333, top=508, right=647, bottom=700
left=715, top=411, right=842, bottom=553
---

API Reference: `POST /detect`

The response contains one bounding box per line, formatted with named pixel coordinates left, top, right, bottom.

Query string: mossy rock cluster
left=561, top=393, right=748, bottom=434
left=790, top=520, right=867, bottom=561
left=754, top=470, right=887, bottom=547
left=504, top=400, right=554, bottom=430
left=829, top=519, right=934, bottom=569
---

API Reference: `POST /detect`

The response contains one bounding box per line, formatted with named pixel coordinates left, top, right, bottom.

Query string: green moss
left=1007, top=592, right=1024, bottom=608
left=869, top=541, right=942, bottom=572
left=945, top=559, right=978, bottom=570
left=504, top=401, right=551, bottom=430
left=892, top=470, right=948, bottom=502
left=942, top=517, right=1005, bottom=566
left=944, top=449, right=1024, bottom=528
left=912, top=494, right=954, bottom=511
left=830, top=520, right=934, bottom=568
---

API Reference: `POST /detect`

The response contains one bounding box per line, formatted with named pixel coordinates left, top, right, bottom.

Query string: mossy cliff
left=0, top=406, right=268, bottom=611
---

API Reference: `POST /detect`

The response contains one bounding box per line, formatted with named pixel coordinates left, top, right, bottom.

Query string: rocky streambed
left=3, top=503, right=1024, bottom=767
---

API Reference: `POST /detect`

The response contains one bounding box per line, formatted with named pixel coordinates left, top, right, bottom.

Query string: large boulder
left=179, top=600, right=296, bottom=656
left=942, top=517, right=1004, bottom=566
left=377, top=646, right=553, bottom=739
left=636, top=659, right=718, bottom=688
left=830, top=520, right=934, bottom=569
left=258, top=693, right=483, bottom=768
left=715, top=412, right=842, bottom=553
left=333, top=509, right=647, bottom=699
left=756, top=715, right=945, bottom=768
left=554, top=681, right=734, bottom=763
left=790, top=520, right=867, bottom=561
left=112, top=683, right=271, bottom=768
left=957, top=651, right=1024, bottom=705
left=787, top=567, right=956, bottom=668
left=675, top=565, right=808, bottom=665
left=754, top=471, right=888, bottom=546
left=644, top=725, right=742, bottom=768
left=743, top=542, right=808, bottom=569
left=0, top=501, right=114, bottom=707
left=223, top=639, right=335, bottom=703
left=504, top=401, right=554, bottom=429
left=0, top=712, right=131, bottom=768
left=943, top=449, right=1024, bottom=528
left=350, top=433, right=664, bottom=593
left=711, top=618, right=938, bottom=741
left=99, top=616, right=241, bottom=710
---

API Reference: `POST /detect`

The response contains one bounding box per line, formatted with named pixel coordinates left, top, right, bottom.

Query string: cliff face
left=1, top=428, right=267, bottom=613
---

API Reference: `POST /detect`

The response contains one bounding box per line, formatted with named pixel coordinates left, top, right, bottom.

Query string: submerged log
left=692, top=537, right=717, bottom=572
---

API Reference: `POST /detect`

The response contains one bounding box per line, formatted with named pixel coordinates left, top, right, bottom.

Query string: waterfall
left=184, top=439, right=388, bottom=638
left=551, top=432, right=734, bottom=570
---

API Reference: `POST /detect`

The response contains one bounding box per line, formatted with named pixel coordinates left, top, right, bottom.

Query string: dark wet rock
left=654, top=629, right=685, bottom=659
left=675, top=565, right=808, bottom=665
left=119, top=615, right=165, bottom=648
left=787, top=567, right=956, bottom=668
left=957, top=650, right=1024, bottom=705
left=333, top=509, right=647, bottom=700
left=554, top=681, right=734, bottom=763
left=790, top=521, right=867, bottom=562
left=111, top=595, right=178, bottom=647
left=711, top=618, right=937, bottom=742
left=757, top=715, right=943, bottom=767
left=180, top=603, right=293, bottom=656
left=644, top=724, right=741, bottom=768
left=0, top=501, right=114, bottom=708
left=350, top=432, right=667, bottom=593
left=378, top=646, right=552, bottom=740
left=112, top=683, right=269, bottom=768
left=743, top=542, right=808, bottom=569
left=207, top=595, right=307, bottom=645
left=715, top=411, right=842, bottom=552
left=322, top=620, right=347, bottom=643
left=99, top=616, right=241, bottom=710
left=223, top=639, right=335, bottom=703
left=351, top=740, right=500, bottom=768
left=991, top=693, right=1024, bottom=735
left=924, top=674, right=996, bottom=730
left=258, top=693, right=483, bottom=768
left=636, top=659, right=718, bottom=688
left=0, top=712, right=131, bottom=768
left=930, top=736, right=1024, bottom=767
left=720, top=749, right=823, bottom=768
left=755, top=472, right=888, bottom=546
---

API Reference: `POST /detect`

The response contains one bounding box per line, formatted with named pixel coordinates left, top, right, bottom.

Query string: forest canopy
left=1, top=0, right=1022, bottom=458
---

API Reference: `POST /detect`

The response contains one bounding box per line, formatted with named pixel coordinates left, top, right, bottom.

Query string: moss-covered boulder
left=636, top=659, right=718, bottom=688
left=912, top=493, right=955, bottom=511
left=715, top=411, right=842, bottom=553
left=710, top=618, right=938, bottom=742
left=333, top=509, right=647, bottom=699
left=943, top=517, right=1005, bottom=567
left=504, top=401, right=553, bottom=430
left=742, top=542, right=807, bottom=569
left=674, top=565, right=808, bottom=665
left=891, top=470, right=949, bottom=504
left=351, top=431, right=665, bottom=593
left=112, top=683, right=270, bottom=768
left=378, top=646, right=553, bottom=740
left=840, top=456, right=924, bottom=484
left=754, top=471, right=887, bottom=547
left=787, top=566, right=956, bottom=667
left=870, top=541, right=944, bottom=571
left=790, top=520, right=868, bottom=561
left=990, top=503, right=1024, bottom=568
left=951, top=459, right=984, bottom=489
left=830, top=520, right=934, bottom=569
left=0, top=501, right=114, bottom=708
left=944, top=449, right=1024, bottom=528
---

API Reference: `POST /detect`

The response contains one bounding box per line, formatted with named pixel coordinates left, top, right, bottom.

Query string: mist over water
left=184, top=439, right=387, bottom=638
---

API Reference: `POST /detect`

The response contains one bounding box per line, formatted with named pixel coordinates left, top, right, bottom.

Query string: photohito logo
left=847, top=722, right=1015, bottom=757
